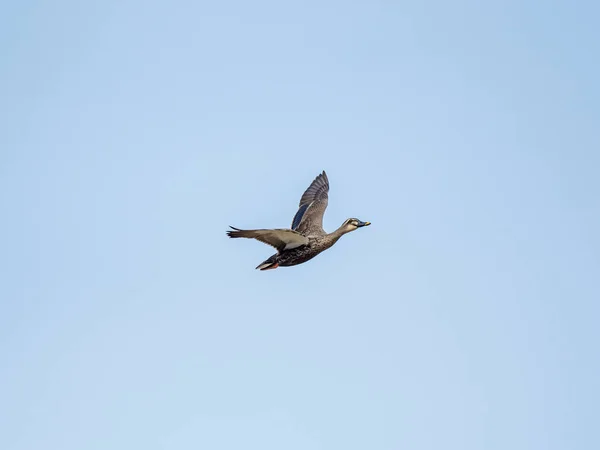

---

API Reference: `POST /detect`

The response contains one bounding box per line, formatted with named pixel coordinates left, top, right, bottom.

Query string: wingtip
left=227, top=226, right=241, bottom=238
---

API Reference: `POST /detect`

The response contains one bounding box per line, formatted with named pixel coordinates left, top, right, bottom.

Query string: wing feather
left=291, top=171, right=329, bottom=235
left=227, top=227, right=309, bottom=253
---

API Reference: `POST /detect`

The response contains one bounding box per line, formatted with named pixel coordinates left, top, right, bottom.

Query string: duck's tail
left=256, top=255, right=279, bottom=270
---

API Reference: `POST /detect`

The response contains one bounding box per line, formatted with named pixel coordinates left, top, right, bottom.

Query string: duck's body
left=250, top=230, right=344, bottom=270
left=227, top=171, right=370, bottom=270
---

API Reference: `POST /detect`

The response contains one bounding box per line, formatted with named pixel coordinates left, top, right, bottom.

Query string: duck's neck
left=328, top=225, right=351, bottom=242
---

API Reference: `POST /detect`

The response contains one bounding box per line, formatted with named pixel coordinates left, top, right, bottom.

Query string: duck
left=227, top=171, right=371, bottom=270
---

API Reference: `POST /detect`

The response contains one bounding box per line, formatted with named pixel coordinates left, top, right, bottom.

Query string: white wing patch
left=283, top=240, right=306, bottom=250
left=271, top=230, right=309, bottom=250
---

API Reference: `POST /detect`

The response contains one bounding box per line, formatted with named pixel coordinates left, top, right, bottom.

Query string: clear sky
left=1, top=1, right=599, bottom=449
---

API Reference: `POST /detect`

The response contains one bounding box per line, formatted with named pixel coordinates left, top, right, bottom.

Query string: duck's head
left=341, top=218, right=371, bottom=232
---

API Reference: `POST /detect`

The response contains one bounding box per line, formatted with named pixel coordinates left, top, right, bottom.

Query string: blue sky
left=1, top=1, right=599, bottom=449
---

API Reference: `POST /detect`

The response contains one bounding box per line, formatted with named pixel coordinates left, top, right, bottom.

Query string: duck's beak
left=358, top=221, right=371, bottom=227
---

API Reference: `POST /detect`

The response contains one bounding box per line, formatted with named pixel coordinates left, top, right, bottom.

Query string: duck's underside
left=255, top=245, right=323, bottom=270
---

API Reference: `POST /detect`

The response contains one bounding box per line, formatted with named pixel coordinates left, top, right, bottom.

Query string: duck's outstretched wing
left=291, top=170, right=329, bottom=235
left=227, top=227, right=309, bottom=253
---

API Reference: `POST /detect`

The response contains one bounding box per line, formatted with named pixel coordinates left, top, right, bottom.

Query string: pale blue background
left=1, top=1, right=599, bottom=449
